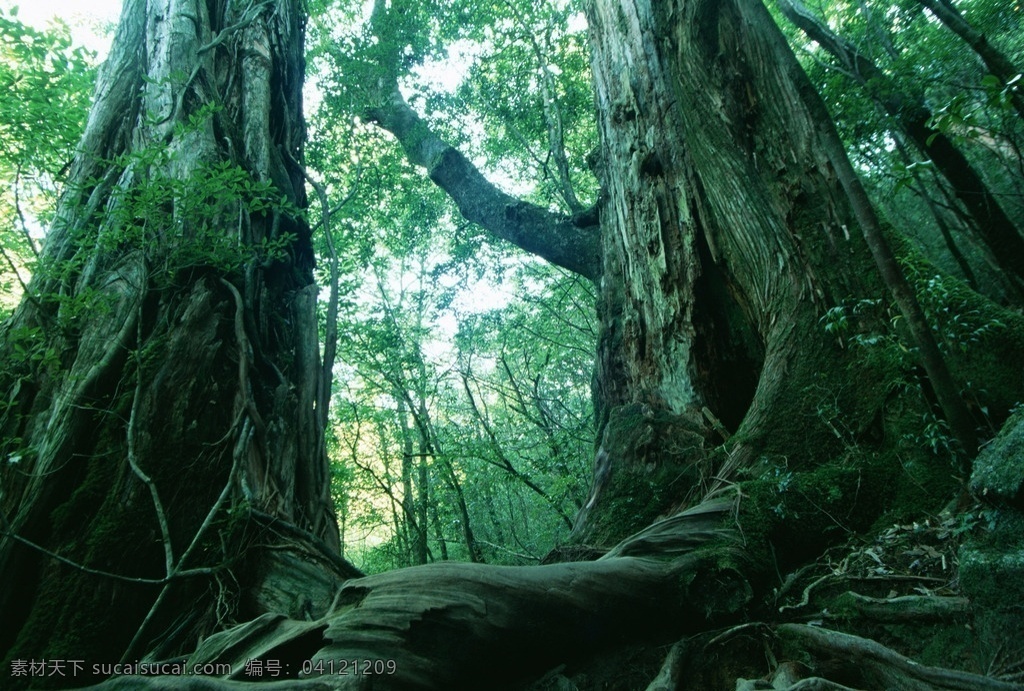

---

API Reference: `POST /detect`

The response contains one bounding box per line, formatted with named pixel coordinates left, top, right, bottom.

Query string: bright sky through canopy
left=1, top=0, right=121, bottom=58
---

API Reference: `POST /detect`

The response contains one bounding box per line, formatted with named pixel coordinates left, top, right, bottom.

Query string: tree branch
left=915, top=0, right=1024, bottom=121
left=361, top=3, right=600, bottom=281
left=0, top=516, right=226, bottom=587
left=460, top=371, right=575, bottom=528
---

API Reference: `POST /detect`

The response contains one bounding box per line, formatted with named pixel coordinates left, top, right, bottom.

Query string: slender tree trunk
left=915, top=0, right=1024, bottom=121
left=892, top=137, right=980, bottom=291
left=0, top=0, right=346, bottom=679
left=412, top=307, right=432, bottom=565
left=429, top=494, right=449, bottom=561
left=416, top=449, right=429, bottom=563
left=396, top=393, right=422, bottom=564
left=777, top=0, right=1024, bottom=301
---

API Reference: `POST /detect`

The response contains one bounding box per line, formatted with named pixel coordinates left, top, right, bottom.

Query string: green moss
left=959, top=510, right=1024, bottom=610
left=882, top=621, right=977, bottom=671
left=952, top=510, right=1024, bottom=678
left=591, top=460, right=698, bottom=546
left=747, top=307, right=904, bottom=474
left=970, top=410, right=1024, bottom=501
left=817, top=592, right=983, bottom=675
left=4, top=452, right=156, bottom=683
left=738, top=450, right=904, bottom=573
left=911, top=624, right=973, bottom=668
left=48, top=454, right=118, bottom=541
left=3, top=390, right=214, bottom=682
left=585, top=404, right=707, bottom=545
left=896, top=237, right=1024, bottom=422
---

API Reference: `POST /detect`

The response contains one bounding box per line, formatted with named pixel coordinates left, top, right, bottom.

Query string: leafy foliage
left=0, top=7, right=97, bottom=312
left=775, top=0, right=1024, bottom=301
left=300, top=0, right=600, bottom=569
left=322, top=200, right=595, bottom=571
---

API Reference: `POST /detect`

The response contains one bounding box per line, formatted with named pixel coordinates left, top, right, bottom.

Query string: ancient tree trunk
left=575, top=0, right=901, bottom=543
left=0, top=0, right=349, bottom=681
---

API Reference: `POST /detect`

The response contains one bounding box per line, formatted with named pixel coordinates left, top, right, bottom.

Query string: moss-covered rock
left=957, top=508, right=1024, bottom=678
left=959, top=509, right=1024, bottom=611
left=970, top=410, right=1024, bottom=504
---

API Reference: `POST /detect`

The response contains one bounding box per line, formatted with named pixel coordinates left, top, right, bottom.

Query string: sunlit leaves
left=330, top=254, right=595, bottom=571
left=300, top=0, right=603, bottom=569
left=0, top=8, right=96, bottom=174
left=0, top=8, right=98, bottom=309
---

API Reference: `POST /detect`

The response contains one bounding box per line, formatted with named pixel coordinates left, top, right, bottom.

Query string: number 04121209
left=301, top=658, right=397, bottom=676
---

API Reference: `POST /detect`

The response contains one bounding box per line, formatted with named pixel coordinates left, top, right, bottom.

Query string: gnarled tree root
left=86, top=500, right=749, bottom=690
left=770, top=623, right=1019, bottom=690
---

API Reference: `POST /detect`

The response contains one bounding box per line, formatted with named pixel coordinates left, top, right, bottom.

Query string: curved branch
left=361, top=3, right=600, bottom=281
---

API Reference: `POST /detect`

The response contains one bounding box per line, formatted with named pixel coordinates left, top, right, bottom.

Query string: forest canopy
left=1, top=0, right=1023, bottom=689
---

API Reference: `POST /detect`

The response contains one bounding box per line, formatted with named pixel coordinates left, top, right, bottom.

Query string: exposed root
left=775, top=624, right=1021, bottom=690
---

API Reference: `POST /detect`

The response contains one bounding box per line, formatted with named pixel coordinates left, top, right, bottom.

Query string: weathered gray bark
left=333, top=0, right=1021, bottom=684
left=83, top=493, right=1024, bottom=691
left=363, top=0, right=889, bottom=542
left=576, top=0, right=905, bottom=542
left=0, top=0, right=350, bottom=680
left=771, top=624, right=1022, bottom=691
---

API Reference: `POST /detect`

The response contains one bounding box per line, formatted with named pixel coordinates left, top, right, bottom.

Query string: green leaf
left=981, top=74, right=1001, bottom=89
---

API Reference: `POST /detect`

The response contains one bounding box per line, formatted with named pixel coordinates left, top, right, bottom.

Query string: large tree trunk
left=0, top=0, right=351, bottom=683
left=576, top=0, right=892, bottom=544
